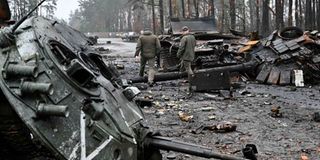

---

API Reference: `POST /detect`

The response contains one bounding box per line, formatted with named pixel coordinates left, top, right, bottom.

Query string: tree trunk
left=159, top=0, right=164, bottom=33
left=249, top=0, right=254, bottom=31
left=305, top=0, right=312, bottom=30
left=211, top=0, right=216, bottom=21
left=242, top=0, right=246, bottom=32
left=181, top=0, right=185, bottom=18
left=151, top=0, right=156, bottom=33
left=220, top=0, right=224, bottom=33
left=261, top=0, right=270, bottom=36
left=169, top=0, right=173, bottom=18
left=229, top=0, right=236, bottom=30
left=288, top=0, right=293, bottom=26
left=133, top=6, right=143, bottom=33
left=256, top=0, right=260, bottom=32
left=275, top=0, right=284, bottom=30
left=299, top=0, right=302, bottom=28
left=318, top=0, right=320, bottom=30
left=208, top=0, right=214, bottom=18
left=211, top=0, right=215, bottom=18
left=119, top=11, right=123, bottom=32
left=187, top=0, right=192, bottom=18
left=172, top=0, right=179, bottom=18
left=193, top=0, right=199, bottom=18
left=312, top=0, right=316, bottom=29
left=295, top=0, right=300, bottom=27
left=127, top=7, right=132, bottom=31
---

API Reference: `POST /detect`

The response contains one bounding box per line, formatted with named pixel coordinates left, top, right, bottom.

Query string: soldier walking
left=177, top=26, right=196, bottom=95
left=134, top=28, right=161, bottom=86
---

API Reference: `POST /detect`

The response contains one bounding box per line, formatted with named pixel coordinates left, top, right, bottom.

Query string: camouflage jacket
left=177, top=33, right=196, bottom=61
left=135, top=31, right=161, bottom=59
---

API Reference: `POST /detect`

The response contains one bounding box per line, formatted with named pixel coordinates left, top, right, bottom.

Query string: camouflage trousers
left=180, top=60, right=194, bottom=93
left=139, top=57, right=155, bottom=83
left=180, top=60, right=194, bottom=76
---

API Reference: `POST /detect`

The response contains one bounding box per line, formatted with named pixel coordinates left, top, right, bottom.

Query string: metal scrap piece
left=267, top=67, right=281, bottom=85
left=279, top=70, right=291, bottom=85
left=256, top=65, right=272, bottom=83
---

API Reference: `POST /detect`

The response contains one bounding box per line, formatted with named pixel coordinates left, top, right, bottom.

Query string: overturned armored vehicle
left=0, top=0, right=250, bottom=160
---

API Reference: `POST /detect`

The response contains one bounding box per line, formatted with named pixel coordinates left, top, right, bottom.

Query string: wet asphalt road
left=102, top=38, right=320, bottom=160
left=122, top=60, right=320, bottom=160
left=95, top=38, right=137, bottom=57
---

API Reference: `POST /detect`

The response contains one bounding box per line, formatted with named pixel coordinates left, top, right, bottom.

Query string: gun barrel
left=145, top=136, right=248, bottom=160
left=130, top=61, right=257, bottom=83
left=197, top=60, right=257, bottom=74
left=130, top=71, right=187, bottom=83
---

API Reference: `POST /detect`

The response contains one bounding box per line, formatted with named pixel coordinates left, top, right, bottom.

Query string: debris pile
left=252, top=27, right=320, bottom=86
left=141, top=26, right=320, bottom=89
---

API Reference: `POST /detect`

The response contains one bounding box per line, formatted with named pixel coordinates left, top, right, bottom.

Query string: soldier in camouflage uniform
left=177, top=26, right=196, bottom=78
left=134, top=29, right=161, bottom=86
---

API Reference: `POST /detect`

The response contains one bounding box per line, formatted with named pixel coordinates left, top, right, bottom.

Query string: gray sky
left=55, top=0, right=79, bottom=21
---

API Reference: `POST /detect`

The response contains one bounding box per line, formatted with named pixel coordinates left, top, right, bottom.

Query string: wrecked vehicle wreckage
left=158, top=18, right=246, bottom=72
left=132, top=18, right=320, bottom=91
left=0, top=0, right=251, bottom=160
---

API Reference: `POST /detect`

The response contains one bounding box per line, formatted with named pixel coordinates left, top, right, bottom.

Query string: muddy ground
left=100, top=38, right=320, bottom=160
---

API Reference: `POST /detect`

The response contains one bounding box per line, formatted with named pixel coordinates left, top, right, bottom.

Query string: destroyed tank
left=0, top=0, right=249, bottom=160
left=0, top=1, right=149, bottom=159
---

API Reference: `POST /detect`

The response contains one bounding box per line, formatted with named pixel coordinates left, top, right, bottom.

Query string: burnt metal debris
left=242, top=144, right=258, bottom=160
left=131, top=18, right=320, bottom=90
left=314, top=112, right=320, bottom=122
left=253, top=27, right=320, bottom=86
left=0, top=0, right=250, bottom=160
left=159, top=18, right=245, bottom=72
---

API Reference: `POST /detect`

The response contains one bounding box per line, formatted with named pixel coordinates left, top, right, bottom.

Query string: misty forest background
left=7, top=0, right=320, bottom=36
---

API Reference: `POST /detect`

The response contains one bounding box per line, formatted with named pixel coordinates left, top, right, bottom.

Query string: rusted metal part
left=256, top=64, right=272, bottom=83
left=279, top=70, right=291, bottom=85
left=190, top=71, right=231, bottom=91
left=267, top=67, right=281, bottom=85
left=252, top=27, right=320, bottom=85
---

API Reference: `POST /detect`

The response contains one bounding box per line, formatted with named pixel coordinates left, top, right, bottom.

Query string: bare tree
left=220, top=0, right=225, bottom=33
left=261, top=0, right=270, bottom=35
left=295, top=0, right=299, bottom=27
left=275, top=0, right=284, bottom=30
left=68, top=0, right=320, bottom=35
left=288, top=0, right=293, bottom=26
left=208, top=0, right=215, bottom=18
left=256, top=0, right=261, bottom=32
left=229, top=0, right=236, bottom=30
left=318, top=0, right=320, bottom=30
left=305, top=0, right=312, bottom=29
